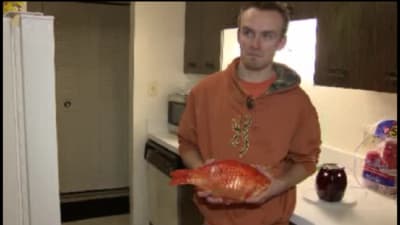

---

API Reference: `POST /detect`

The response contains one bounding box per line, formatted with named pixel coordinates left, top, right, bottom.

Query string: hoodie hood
left=225, top=57, right=301, bottom=95
left=268, top=62, right=301, bottom=94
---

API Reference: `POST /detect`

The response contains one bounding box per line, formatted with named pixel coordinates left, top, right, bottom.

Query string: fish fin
left=169, top=169, right=191, bottom=185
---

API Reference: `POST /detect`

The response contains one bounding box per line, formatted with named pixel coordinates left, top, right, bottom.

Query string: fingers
left=223, top=199, right=234, bottom=205
left=252, top=164, right=268, bottom=172
left=206, top=196, right=235, bottom=205
left=244, top=193, right=266, bottom=204
left=197, top=190, right=232, bottom=205
left=197, top=190, right=210, bottom=198
left=197, top=190, right=222, bottom=203
left=244, top=190, right=259, bottom=203
left=244, top=196, right=256, bottom=203
left=206, top=196, right=224, bottom=204
left=251, top=164, right=273, bottom=179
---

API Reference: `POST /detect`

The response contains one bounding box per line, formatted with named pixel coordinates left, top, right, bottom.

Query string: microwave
left=168, top=92, right=187, bottom=134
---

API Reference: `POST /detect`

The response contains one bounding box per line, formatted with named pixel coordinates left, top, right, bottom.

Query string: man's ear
left=277, top=35, right=287, bottom=50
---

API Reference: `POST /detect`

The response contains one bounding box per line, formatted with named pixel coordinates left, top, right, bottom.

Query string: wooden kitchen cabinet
left=314, top=2, right=397, bottom=93
left=373, top=2, right=397, bottom=92
left=184, top=2, right=243, bottom=74
left=286, top=1, right=319, bottom=20
left=314, top=2, right=359, bottom=89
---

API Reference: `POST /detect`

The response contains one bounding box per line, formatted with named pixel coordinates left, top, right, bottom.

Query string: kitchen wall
left=131, top=2, right=397, bottom=225
left=301, top=84, right=396, bottom=154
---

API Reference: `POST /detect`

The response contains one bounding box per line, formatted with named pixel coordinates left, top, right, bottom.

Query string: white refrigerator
left=3, top=13, right=61, bottom=225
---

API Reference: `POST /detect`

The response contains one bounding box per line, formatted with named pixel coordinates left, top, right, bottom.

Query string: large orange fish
left=169, top=160, right=271, bottom=202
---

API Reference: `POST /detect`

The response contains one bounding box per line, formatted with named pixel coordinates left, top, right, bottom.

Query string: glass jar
left=316, top=163, right=347, bottom=202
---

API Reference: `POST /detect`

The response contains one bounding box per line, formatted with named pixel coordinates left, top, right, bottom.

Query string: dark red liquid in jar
left=316, top=163, right=347, bottom=202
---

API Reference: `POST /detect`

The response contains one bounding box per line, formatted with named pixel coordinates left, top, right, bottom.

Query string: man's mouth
left=246, top=53, right=262, bottom=57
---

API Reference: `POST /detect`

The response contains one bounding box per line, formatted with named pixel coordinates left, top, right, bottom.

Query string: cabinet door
left=353, top=2, right=397, bottom=92
left=200, top=3, right=226, bottom=74
left=315, top=2, right=397, bottom=92
left=314, top=2, right=362, bottom=88
left=374, top=2, right=397, bottom=92
left=351, top=2, right=376, bottom=91
left=286, top=1, right=319, bottom=20
left=184, top=2, right=243, bottom=74
left=184, top=2, right=222, bottom=74
left=184, top=2, right=205, bottom=74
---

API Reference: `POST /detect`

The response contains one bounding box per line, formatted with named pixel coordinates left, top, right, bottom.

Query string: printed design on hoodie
left=230, top=114, right=252, bottom=158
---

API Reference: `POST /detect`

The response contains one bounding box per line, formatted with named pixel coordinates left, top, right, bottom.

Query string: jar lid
left=321, top=163, right=345, bottom=170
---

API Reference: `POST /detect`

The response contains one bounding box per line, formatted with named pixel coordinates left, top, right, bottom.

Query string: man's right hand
left=195, top=158, right=236, bottom=205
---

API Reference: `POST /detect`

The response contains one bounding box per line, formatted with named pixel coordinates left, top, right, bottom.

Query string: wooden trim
left=60, top=196, right=130, bottom=222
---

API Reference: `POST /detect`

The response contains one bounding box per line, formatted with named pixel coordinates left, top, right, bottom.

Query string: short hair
left=237, top=2, right=290, bottom=37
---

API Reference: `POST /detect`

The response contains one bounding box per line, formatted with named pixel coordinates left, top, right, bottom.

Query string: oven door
left=147, top=160, right=178, bottom=225
left=145, top=140, right=203, bottom=225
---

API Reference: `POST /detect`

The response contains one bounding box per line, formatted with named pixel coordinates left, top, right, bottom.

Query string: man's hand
left=197, top=190, right=231, bottom=204
left=196, top=159, right=235, bottom=205
left=244, top=164, right=286, bottom=204
left=245, top=162, right=312, bottom=204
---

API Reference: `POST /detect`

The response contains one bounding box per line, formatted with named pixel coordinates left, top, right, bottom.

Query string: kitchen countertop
left=148, top=130, right=180, bottom=154
left=291, top=171, right=396, bottom=225
left=147, top=130, right=397, bottom=225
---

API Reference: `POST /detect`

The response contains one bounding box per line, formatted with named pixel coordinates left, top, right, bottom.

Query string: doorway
left=27, top=1, right=130, bottom=222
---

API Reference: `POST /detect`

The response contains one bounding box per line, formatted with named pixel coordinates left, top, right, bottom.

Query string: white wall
left=131, top=2, right=204, bottom=225
left=301, top=84, right=397, bottom=154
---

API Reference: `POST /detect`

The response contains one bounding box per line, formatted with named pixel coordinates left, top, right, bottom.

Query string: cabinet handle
left=326, top=68, right=348, bottom=79
left=385, top=72, right=397, bottom=82
left=188, top=62, right=197, bottom=68
left=204, top=62, right=215, bottom=69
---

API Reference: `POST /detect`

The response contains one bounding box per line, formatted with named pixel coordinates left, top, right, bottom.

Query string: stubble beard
left=242, top=56, right=271, bottom=71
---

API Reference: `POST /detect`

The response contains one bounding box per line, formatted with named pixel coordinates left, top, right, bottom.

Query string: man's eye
left=242, top=29, right=253, bottom=37
left=263, top=32, right=277, bottom=40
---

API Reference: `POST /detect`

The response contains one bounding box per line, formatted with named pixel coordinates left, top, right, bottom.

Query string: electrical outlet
left=148, top=81, right=158, bottom=97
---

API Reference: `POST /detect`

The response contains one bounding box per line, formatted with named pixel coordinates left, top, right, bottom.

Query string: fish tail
left=169, top=169, right=192, bottom=185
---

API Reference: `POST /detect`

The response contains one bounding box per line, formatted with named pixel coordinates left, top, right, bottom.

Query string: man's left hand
left=244, top=164, right=287, bottom=204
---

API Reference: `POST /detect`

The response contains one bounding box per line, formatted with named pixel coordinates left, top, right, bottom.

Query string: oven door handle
left=145, top=140, right=183, bottom=176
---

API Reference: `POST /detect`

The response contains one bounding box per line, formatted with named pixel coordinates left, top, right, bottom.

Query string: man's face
left=237, top=8, right=286, bottom=71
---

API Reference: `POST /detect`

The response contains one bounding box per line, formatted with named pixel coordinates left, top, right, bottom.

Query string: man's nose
left=250, top=35, right=261, bottom=49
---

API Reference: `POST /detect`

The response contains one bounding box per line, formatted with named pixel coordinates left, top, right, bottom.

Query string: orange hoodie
left=178, top=58, right=321, bottom=225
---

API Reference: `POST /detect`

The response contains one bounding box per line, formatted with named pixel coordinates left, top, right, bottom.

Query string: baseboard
left=60, top=192, right=130, bottom=222
left=60, top=187, right=129, bottom=203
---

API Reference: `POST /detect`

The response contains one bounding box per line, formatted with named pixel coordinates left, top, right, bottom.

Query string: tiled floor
left=62, top=214, right=130, bottom=225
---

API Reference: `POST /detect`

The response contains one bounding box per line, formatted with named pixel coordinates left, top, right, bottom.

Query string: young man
left=178, top=2, right=321, bottom=225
